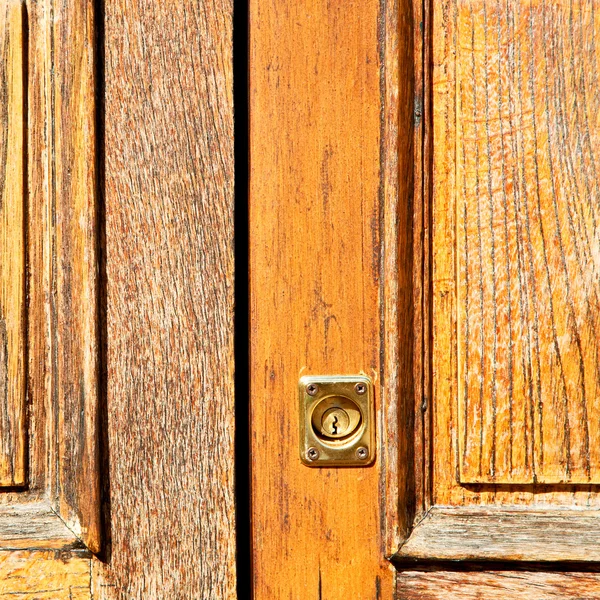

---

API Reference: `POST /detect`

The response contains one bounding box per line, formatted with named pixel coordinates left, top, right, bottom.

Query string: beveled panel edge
left=0, top=501, right=90, bottom=554
left=23, top=0, right=101, bottom=554
left=0, top=0, right=27, bottom=488
left=393, top=505, right=600, bottom=563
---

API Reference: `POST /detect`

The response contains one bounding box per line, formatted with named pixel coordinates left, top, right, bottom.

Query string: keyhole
left=320, top=408, right=350, bottom=439
left=331, top=415, right=338, bottom=435
left=310, top=395, right=363, bottom=443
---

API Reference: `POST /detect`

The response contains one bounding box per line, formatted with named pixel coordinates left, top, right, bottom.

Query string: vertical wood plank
left=250, top=0, right=396, bottom=596
left=412, top=0, right=434, bottom=522
left=384, top=0, right=419, bottom=551
left=51, top=0, right=101, bottom=552
left=432, top=0, right=600, bottom=506
left=0, top=0, right=25, bottom=488
left=92, top=0, right=236, bottom=596
left=26, top=0, right=52, bottom=495
left=24, top=0, right=103, bottom=525
left=423, top=0, right=600, bottom=523
left=456, top=0, right=600, bottom=485
left=432, top=0, right=459, bottom=506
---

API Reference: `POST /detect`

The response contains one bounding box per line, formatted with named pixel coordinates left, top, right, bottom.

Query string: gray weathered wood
left=0, top=503, right=85, bottom=551
left=397, top=506, right=600, bottom=562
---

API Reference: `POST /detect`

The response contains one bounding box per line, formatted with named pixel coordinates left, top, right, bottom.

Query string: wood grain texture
left=397, top=569, right=600, bottom=599
left=26, top=0, right=51, bottom=496
left=383, top=0, right=419, bottom=553
left=0, top=503, right=86, bottom=551
left=91, top=0, right=236, bottom=597
left=431, top=0, right=459, bottom=505
left=396, top=506, right=600, bottom=562
left=383, top=0, right=403, bottom=554
left=0, top=0, right=101, bottom=556
left=0, top=0, right=25, bottom=487
left=0, top=551, right=90, bottom=599
left=393, top=0, right=600, bottom=578
left=50, top=0, right=101, bottom=553
left=431, top=0, right=600, bottom=504
left=412, top=0, right=434, bottom=526
left=455, top=0, right=600, bottom=485
left=250, top=0, right=396, bottom=596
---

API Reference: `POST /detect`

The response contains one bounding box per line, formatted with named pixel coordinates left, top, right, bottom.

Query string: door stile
left=249, top=0, right=399, bottom=596
left=396, top=0, right=600, bottom=580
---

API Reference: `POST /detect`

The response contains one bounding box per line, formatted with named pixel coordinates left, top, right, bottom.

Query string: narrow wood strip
left=0, top=0, right=25, bottom=487
left=26, top=0, right=52, bottom=494
left=418, top=0, right=433, bottom=520
left=397, top=569, right=600, bottom=599
left=396, top=506, right=600, bottom=562
left=51, top=0, right=101, bottom=553
left=383, top=0, right=403, bottom=552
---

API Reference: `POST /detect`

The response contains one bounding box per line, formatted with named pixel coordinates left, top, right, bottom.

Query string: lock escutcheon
left=299, top=375, right=374, bottom=466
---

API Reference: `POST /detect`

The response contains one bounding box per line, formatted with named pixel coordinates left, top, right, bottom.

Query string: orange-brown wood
left=397, top=568, right=600, bottom=599
left=91, top=0, right=236, bottom=596
left=249, top=0, right=396, bottom=596
left=0, top=0, right=101, bottom=558
left=0, top=0, right=25, bottom=488
left=0, top=551, right=90, bottom=599
left=50, top=0, right=101, bottom=552
left=455, top=0, right=600, bottom=485
left=383, top=0, right=419, bottom=553
left=391, top=0, right=600, bottom=579
left=431, top=0, right=600, bottom=506
left=0, top=0, right=236, bottom=594
left=412, top=0, right=434, bottom=526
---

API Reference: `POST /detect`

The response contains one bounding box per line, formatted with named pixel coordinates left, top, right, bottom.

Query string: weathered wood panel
left=433, top=0, right=600, bottom=504
left=396, top=506, right=600, bottom=562
left=383, top=0, right=421, bottom=552
left=397, top=569, right=600, bottom=599
left=0, top=503, right=87, bottom=551
left=249, top=0, right=396, bottom=596
left=26, top=0, right=102, bottom=527
left=455, top=0, right=600, bottom=485
left=26, top=0, right=52, bottom=496
left=92, top=0, right=236, bottom=597
left=0, top=0, right=101, bottom=553
left=0, top=0, right=25, bottom=487
left=0, top=551, right=90, bottom=599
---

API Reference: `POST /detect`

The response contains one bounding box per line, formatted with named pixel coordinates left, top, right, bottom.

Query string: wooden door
left=0, top=0, right=237, bottom=597
left=250, top=0, right=600, bottom=597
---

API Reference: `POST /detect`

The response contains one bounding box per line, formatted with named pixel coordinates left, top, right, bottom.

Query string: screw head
left=307, top=447, right=320, bottom=461
left=355, top=382, right=367, bottom=395
left=356, top=446, right=369, bottom=460
left=306, top=383, right=319, bottom=396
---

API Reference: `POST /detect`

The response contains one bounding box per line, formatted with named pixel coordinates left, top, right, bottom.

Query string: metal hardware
left=306, top=447, right=320, bottom=461
left=306, top=383, right=319, bottom=396
left=299, top=375, right=375, bottom=467
left=355, top=382, right=367, bottom=395
left=356, top=447, right=369, bottom=460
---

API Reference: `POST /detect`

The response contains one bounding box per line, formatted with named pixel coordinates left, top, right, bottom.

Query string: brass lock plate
left=299, top=375, right=375, bottom=467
